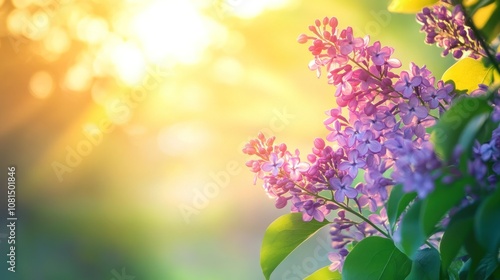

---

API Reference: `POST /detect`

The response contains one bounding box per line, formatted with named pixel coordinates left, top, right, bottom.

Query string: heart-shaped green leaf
left=405, top=248, right=441, bottom=280
left=343, top=236, right=411, bottom=280
left=260, top=213, right=329, bottom=280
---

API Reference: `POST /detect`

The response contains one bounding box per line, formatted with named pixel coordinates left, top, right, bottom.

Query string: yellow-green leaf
left=260, top=213, right=330, bottom=280
left=441, top=57, right=498, bottom=94
left=305, top=266, right=342, bottom=280
left=388, top=0, right=439, bottom=13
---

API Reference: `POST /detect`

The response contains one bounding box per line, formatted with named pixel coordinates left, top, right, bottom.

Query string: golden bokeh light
left=29, top=70, right=54, bottom=99
left=0, top=0, right=456, bottom=279
left=63, top=63, right=92, bottom=92
left=7, top=8, right=30, bottom=35
left=43, top=26, right=71, bottom=54
left=111, top=41, right=146, bottom=85
left=76, top=16, right=109, bottom=44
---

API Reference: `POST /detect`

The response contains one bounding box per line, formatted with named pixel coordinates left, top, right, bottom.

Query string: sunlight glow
left=130, top=0, right=217, bottom=64
left=157, top=122, right=213, bottom=157
left=112, top=42, right=146, bottom=85
left=229, top=0, right=292, bottom=18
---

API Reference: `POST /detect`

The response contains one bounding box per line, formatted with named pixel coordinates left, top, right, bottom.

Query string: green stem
left=293, top=182, right=390, bottom=239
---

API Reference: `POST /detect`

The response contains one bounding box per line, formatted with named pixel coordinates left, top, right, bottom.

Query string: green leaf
left=304, top=266, right=342, bottom=280
left=464, top=230, right=487, bottom=280
left=475, top=253, right=499, bottom=279
left=396, top=200, right=426, bottom=258
left=343, top=236, right=411, bottom=280
left=388, top=0, right=439, bottom=13
left=475, top=187, right=500, bottom=253
left=386, top=184, right=417, bottom=233
left=475, top=1, right=500, bottom=42
left=260, top=213, right=329, bottom=280
left=404, top=248, right=441, bottom=280
left=431, top=95, right=492, bottom=162
left=397, top=177, right=472, bottom=259
left=449, top=259, right=464, bottom=280
left=466, top=0, right=496, bottom=15
left=440, top=204, right=477, bottom=274
left=459, top=259, right=471, bottom=280
left=441, top=58, right=497, bottom=94
left=420, top=177, right=471, bottom=236
left=457, top=112, right=491, bottom=172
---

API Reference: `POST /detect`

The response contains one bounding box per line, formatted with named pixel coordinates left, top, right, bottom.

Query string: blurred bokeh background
left=0, top=0, right=453, bottom=279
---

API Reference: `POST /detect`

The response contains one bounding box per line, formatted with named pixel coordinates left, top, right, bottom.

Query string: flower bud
left=297, top=33, right=309, bottom=44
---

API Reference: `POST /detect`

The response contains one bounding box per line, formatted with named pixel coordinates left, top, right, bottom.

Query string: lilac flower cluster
left=244, top=16, right=456, bottom=271
left=302, top=17, right=455, bottom=198
left=416, top=2, right=485, bottom=59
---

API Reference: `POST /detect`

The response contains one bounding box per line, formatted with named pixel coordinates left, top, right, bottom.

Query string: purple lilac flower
left=416, top=3, right=485, bottom=59
left=261, top=152, right=285, bottom=176
left=245, top=15, right=459, bottom=273
left=329, top=175, right=358, bottom=202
